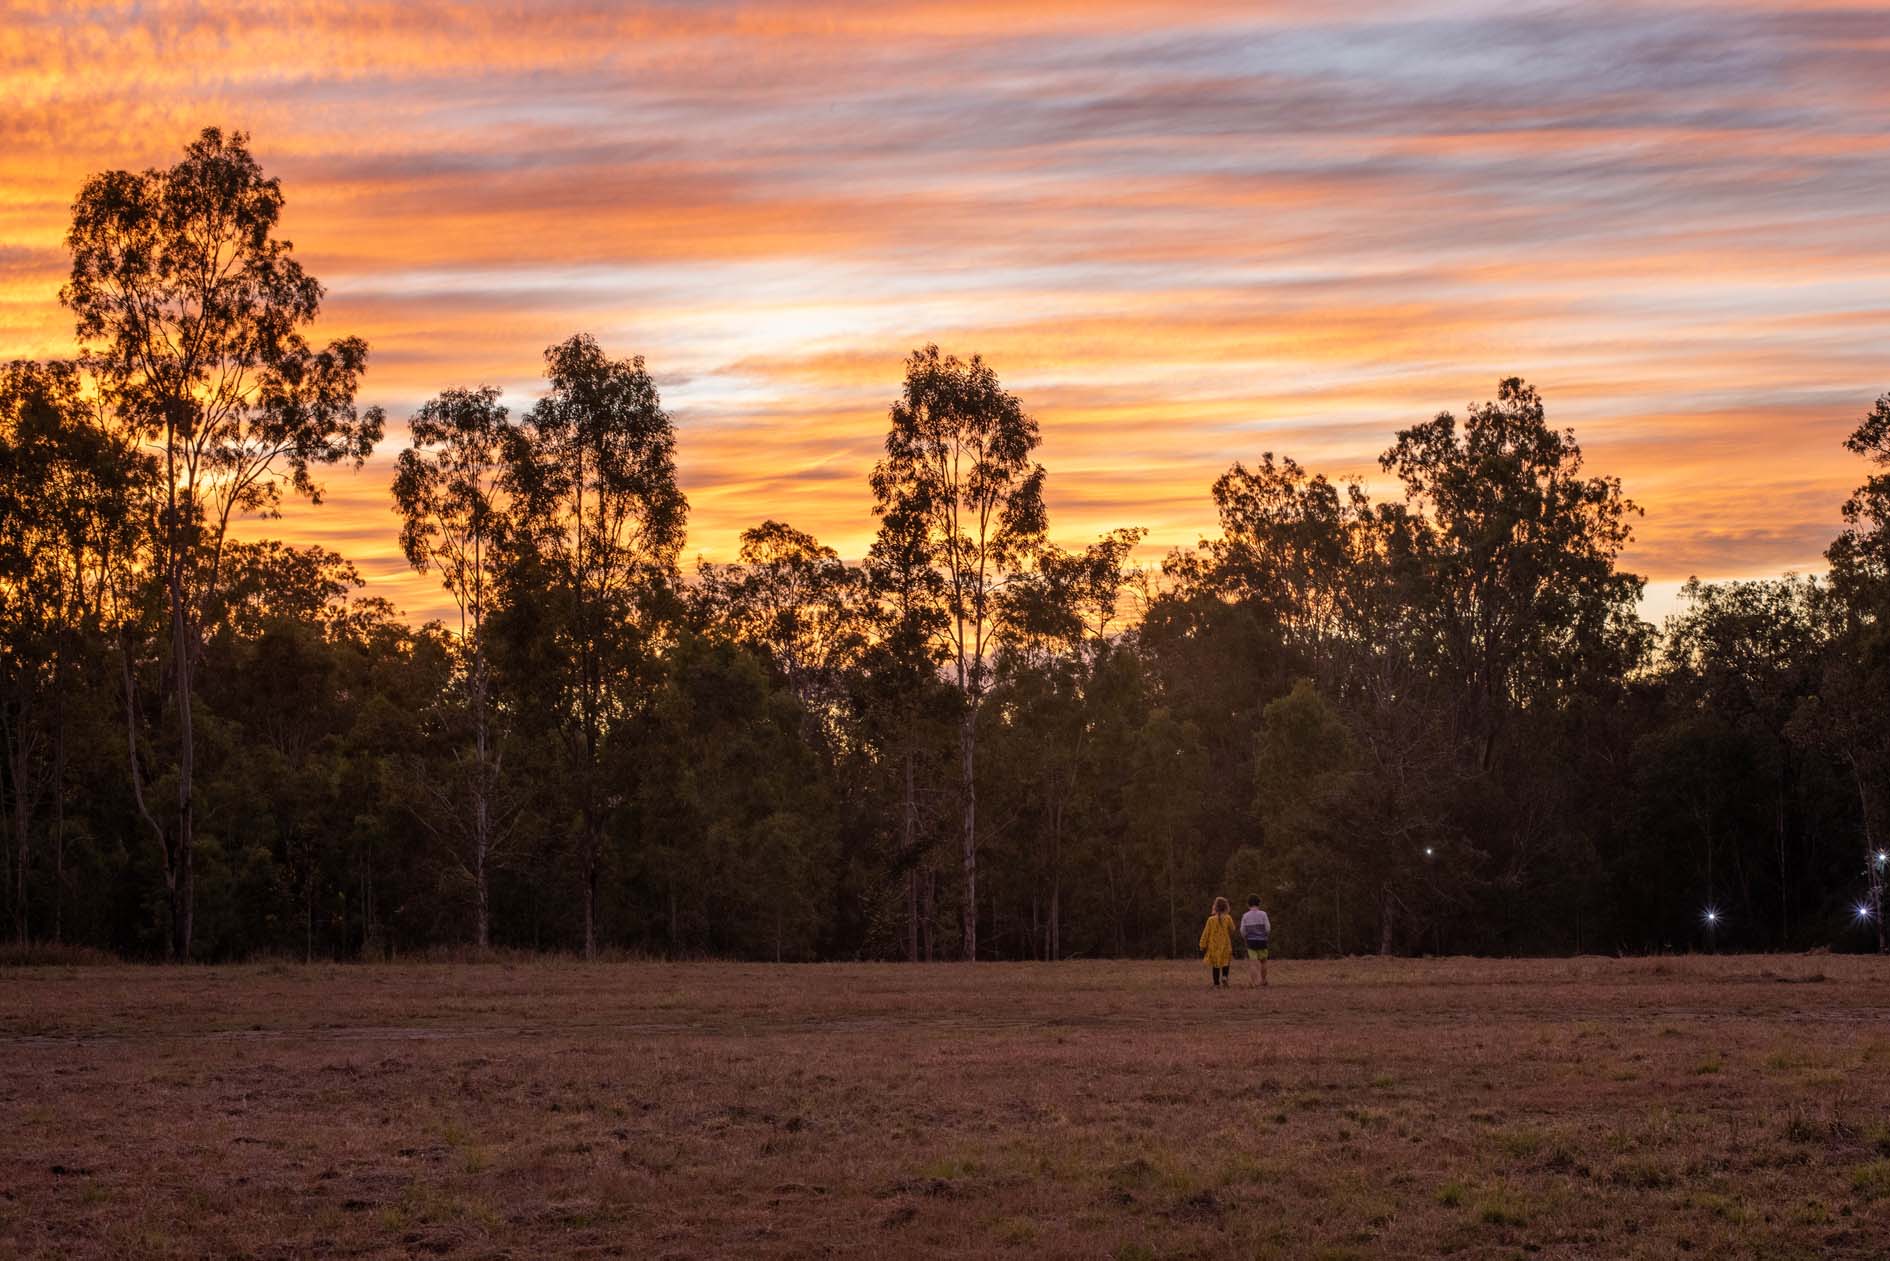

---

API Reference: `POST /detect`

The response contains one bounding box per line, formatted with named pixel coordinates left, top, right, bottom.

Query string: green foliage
left=634, top=633, right=835, bottom=959
left=496, top=333, right=689, bottom=957
left=9, top=130, right=1890, bottom=961
left=869, top=344, right=1049, bottom=960
left=52, top=126, right=381, bottom=959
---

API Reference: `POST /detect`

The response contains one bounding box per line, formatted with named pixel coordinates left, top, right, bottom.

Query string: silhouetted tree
left=870, top=345, right=1046, bottom=960
left=1663, top=576, right=1829, bottom=946
left=14, top=135, right=1890, bottom=968
left=636, top=632, right=835, bottom=959
left=1828, top=393, right=1890, bottom=616
left=1379, top=378, right=1644, bottom=772
left=500, top=335, right=687, bottom=956
left=61, top=127, right=382, bottom=957
left=0, top=361, right=148, bottom=944
left=202, top=542, right=373, bottom=960
left=862, top=490, right=954, bottom=960
left=696, top=520, right=869, bottom=736
left=991, top=528, right=1144, bottom=958
left=393, top=386, right=516, bottom=947
left=1812, top=391, right=1890, bottom=950
left=1196, top=455, right=1365, bottom=676
left=1125, top=706, right=1207, bottom=957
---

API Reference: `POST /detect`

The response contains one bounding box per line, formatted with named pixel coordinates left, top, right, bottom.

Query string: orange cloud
left=4, top=1, right=1887, bottom=621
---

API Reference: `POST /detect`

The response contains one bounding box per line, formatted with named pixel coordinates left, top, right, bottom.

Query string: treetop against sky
left=3, top=0, right=1887, bottom=623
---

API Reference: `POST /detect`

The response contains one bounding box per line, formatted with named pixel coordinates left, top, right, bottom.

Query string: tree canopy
left=5, top=131, right=1887, bottom=961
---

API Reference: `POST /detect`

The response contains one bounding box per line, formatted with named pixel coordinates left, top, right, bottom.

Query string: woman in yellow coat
left=1198, top=896, right=1238, bottom=987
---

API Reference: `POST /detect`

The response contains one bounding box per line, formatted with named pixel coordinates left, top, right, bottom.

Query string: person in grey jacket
left=1239, top=895, right=1271, bottom=988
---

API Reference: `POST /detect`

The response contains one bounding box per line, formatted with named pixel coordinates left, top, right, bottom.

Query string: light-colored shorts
left=1245, top=941, right=1269, bottom=960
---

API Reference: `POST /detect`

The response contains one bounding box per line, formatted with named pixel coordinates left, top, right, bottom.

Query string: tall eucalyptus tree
left=394, top=386, right=516, bottom=947
left=501, top=335, right=686, bottom=957
left=870, top=345, right=1046, bottom=960
left=61, top=128, right=381, bottom=957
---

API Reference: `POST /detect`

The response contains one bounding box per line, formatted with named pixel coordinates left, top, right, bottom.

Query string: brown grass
left=2, top=954, right=1888, bottom=1258
left=0, top=942, right=121, bottom=968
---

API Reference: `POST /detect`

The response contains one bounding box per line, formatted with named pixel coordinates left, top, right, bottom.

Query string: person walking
left=1198, top=896, right=1237, bottom=987
left=1240, top=895, right=1271, bottom=988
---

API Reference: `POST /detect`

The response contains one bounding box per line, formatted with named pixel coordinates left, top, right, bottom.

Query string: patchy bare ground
left=3, top=955, right=1888, bottom=1259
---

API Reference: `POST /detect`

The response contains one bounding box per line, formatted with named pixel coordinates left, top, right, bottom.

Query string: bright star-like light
left=1702, top=907, right=1720, bottom=925
left=1857, top=904, right=1875, bottom=921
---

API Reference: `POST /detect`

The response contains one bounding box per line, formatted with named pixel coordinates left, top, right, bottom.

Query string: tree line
left=4, top=129, right=1887, bottom=962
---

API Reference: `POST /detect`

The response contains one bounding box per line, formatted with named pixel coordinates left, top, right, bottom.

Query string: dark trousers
left=1212, top=965, right=1229, bottom=985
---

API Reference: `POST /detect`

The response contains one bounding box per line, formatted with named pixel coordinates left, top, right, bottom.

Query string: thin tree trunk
left=155, top=408, right=196, bottom=962
left=172, top=579, right=195, bottom=961
left=51, top=685, right=66, bottom=945
left=922, top=865, right=936, bottom=962
left=472, top=638, right=492, bottom=950
left=1777, top=768, right=1789, bottom=949
left=474, top=834, right=490, bottom=951
left=903, top=754, right=918, bottom=964
left=2, top=701, right=27, bottom=947
left=907, top=868, right=920, bottom=963
left=4, top=698, right=36, bottom=947
left=472, top=711, right=491, bottom=951
left=583, top=818, right=598, bottom=960
left=1106, top=847, right=1125, bottom=957
left=119, top=636, right=168, bottom=955
left=360, top=861, right=373, bottom=958
left=474, top=855, right=490, bottom=950
left=572, top=445, right=597, bottom=961
left=1048, top=800, right=1062, bottom=962
left=52, top=786, right=64, bottom=945
left=1165, top=834, right=1176, bottom=958
left=1868, top=839, right=1886, bottom=957
left=11, top=760, right=28, bottom=947
left=960, top=711, right=977, bottom=961
left=579, top=686, right=599, bottom=959
left=1852, top=759, right=1886, bottom=954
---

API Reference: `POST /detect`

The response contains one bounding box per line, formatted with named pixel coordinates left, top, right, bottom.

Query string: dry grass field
left=3, top=955, right=1889, bottom=1259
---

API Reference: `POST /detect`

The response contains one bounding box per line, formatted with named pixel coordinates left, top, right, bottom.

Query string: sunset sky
left=4, top=0, right=1888, bottom=624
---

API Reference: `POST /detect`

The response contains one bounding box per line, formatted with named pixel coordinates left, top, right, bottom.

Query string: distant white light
left=1424, top=847, right=1435, bottom=858
left=1703, top=907, right=1720, bottom=925
left=1857, top=904, right=1875, bottom=922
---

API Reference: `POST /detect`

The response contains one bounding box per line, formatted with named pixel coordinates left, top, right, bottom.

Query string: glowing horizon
left=4, top=1, right=1887, bottom=624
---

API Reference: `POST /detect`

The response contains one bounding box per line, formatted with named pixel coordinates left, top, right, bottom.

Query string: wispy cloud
left=3, top=0, right=1886, bottom=619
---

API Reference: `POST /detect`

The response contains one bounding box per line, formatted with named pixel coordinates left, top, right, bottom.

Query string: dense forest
left=4, top=129, right=1888, bottom=962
